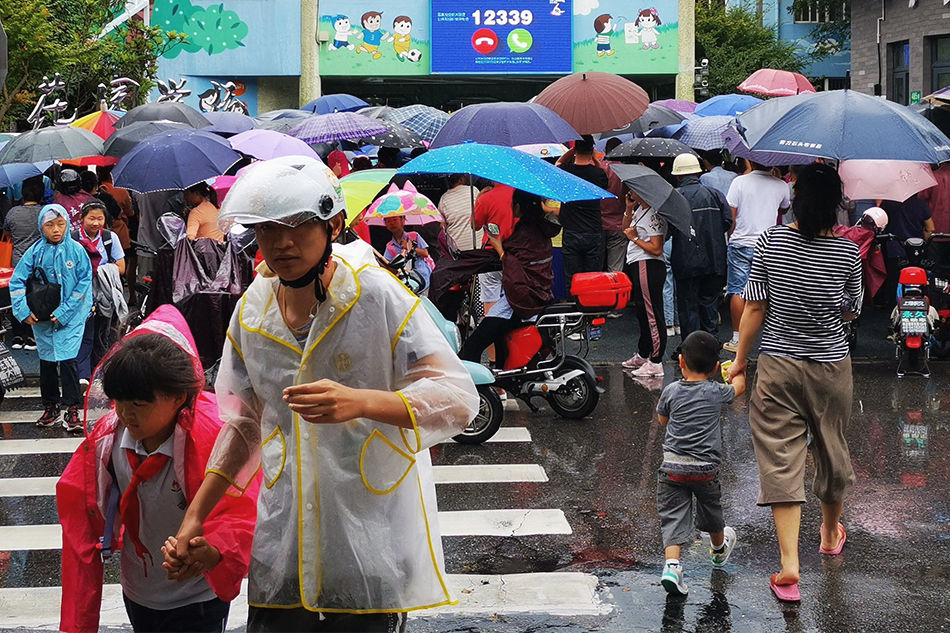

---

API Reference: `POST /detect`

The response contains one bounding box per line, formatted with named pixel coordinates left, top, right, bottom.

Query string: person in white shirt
left=438, top=174, right=482, bottom=251
left=723, top=162, right=791, bottom=351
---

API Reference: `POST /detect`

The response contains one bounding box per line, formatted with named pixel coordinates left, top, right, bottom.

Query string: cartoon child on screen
left=593, top=14, right=616, bottom=57
left=356, top=11, right=388, bottom=60
left=637, top=8, right=661, bottom=50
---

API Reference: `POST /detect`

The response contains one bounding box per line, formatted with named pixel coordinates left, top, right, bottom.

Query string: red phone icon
left=472, top=28, right=498, bottom=54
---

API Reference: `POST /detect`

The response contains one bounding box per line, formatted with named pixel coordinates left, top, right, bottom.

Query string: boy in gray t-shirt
left=655, top=331, right=746, bottom=596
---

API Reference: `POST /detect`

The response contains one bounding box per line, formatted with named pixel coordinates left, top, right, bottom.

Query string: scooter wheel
left=547, top=356, right=600, bottom=419
left=453, top=385, right=504, bottom=444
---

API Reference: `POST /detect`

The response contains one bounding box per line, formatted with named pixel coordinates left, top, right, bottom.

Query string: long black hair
left=185, top=182, right=219, bottom=208
left=792, top=163, right=842, bottom=240
left=102, top=333, right=202, bottom=406
left=512, top=189, right=545, bottom=221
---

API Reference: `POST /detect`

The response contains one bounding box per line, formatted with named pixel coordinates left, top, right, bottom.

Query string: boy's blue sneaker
left=661, top=561, right=688, bottom=595
left=711, top=526, right=737, bottom=568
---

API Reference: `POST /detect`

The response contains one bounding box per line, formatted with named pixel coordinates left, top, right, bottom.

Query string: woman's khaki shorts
left=749, top=354, right=855, bottom=506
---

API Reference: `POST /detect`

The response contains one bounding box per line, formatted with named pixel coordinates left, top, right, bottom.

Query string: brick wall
left=851, top=0, right=950, bottom=98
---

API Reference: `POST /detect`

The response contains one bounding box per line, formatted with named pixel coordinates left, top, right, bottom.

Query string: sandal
left=819, top=522, right=847, bottom=555
left=769, top=574, right=801, bottom=602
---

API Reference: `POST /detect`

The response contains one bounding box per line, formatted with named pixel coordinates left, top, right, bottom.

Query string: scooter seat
left=541, top=302, right=580, bottom=316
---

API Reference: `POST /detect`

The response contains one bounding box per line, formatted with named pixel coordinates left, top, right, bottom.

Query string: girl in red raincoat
left=56, top=305, right=260, bottom=633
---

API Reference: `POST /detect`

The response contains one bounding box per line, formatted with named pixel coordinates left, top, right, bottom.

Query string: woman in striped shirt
left=727, top=163, right=862, bottom=603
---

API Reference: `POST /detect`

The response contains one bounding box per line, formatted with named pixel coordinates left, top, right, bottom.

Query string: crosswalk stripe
left=0, top=572, right=610, bottom=629
left=437, top=426, right=531, bottom=443
left=0, top=508, right=572, bottom=550
left=3, top=387, right=41, bottom=398
left=1, top=463, right=549, bottom=497
left=0, top=438, right=82, bottom=456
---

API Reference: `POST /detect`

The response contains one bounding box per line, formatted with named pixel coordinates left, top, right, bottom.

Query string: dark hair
left=377, top=146, right=401, bottom=168
left=394, top=15, right=411, bottom=25
left=637, top=8, right=661, bottom=25
left=351, top=156, right=373, bottom=171
left=679, top=331, right=721, bottom=375
left=185, top=182, right=219, bottom=208
left=80, top=200, right=107, bottom=218
left=604, top=137, right=622, bottom=154
left=409, top=146, right=427, bottom=159
left=699, top=149, right=723, bottom=167
left=594, top=13, right=612, bottom=33
left=792, top=163, right=841, bottom=240
left=574, top=135, right=595, bottom=155
left=748, top=160, right=767, bottom=171
left=79, top=170, right=98, bottom=194
left=21, top=175, right=45, bottom=203
left=362, top=11, right=382, bottom=24
left=102, top=333, right=202, bottom=405
left=95, top=165, right=114, bottom=183
left=512, top=189, right=544, bottom=221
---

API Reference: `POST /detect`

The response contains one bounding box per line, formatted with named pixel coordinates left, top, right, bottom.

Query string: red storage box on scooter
left=570, top=272, right=632, bottom=311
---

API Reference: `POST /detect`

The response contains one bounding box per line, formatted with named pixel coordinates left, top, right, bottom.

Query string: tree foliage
left=0, top=0, right=187, bottom=129
left=696, top=2, right=806, bottom=98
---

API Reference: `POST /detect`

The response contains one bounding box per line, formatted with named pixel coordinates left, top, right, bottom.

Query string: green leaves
left=153, top=0, right=248, bottom=58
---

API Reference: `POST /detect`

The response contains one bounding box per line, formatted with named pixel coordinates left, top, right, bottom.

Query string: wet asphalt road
left=415, top=361, right=950, bottom=633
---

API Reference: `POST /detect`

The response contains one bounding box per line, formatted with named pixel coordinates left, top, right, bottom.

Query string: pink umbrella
left=838, top=160, right=938, bottom=202
left=651, top=99, right=697, bottom=114
left=229, top=129, right=320, bottom=160
left=738, top=68, right=816, bottom=97
left=210, top=175, right=238, bottom=204
left=361, top=181, right=443, bottom=226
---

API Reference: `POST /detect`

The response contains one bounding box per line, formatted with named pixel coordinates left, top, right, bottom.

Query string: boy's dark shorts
left=656, top=468, right=725, bottom=549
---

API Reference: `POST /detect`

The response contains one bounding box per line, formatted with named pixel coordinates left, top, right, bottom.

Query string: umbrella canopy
left=358, top=105, right=396, bottom=120
left=288, top=112, right=388, bottom=144
left=253, top=109, right=312, bottom=132
left=606, top=137, right=697, bottom=160
left=203, top=111, right=256, bottom=137
left=734, top=89, right=950, bottom=163
left=115, top=101, right=211, bottom=129
left=694, top=94, right=763, bottom=117
left=103, top=120, right=191, bottom=158
left=720, top=125, right=814, bottom=167
left=397, top=142, right=614, bottom=203
left=609, top=164, right=692, bottom=236
left=514, top=143, right=569, bottom=159
left=0, top=126, right=104, bottom=165
left=651, top=99, right=697, bottom=114
left=384, top=105, right=450, bottom=144
left=923, top=86, right=950, bottom=105
left=302, top=93, right=369, bottom=114
left=0, top=161, right=52, bottom=188
left=62, top=109, right=121, bottom=166
left=534, top=72, right=650, bottom=136
left=671, top=115, right=735, bottom=151
left=738, top=68, right=817, bottom=97
left=112, top=128, right=242, bottom=193
left=430, top=102, right=579, bottom=149
left=363, top=181, right=442, bottom=226
left=600, top=104, right=688, bottom=138
left=356, top=120, right=424, bottom=148
left=229, top=129, right=320, bottom=161
left=838, top=160, right=938, bottom=203
left=340, top=169, right=398, bottom=222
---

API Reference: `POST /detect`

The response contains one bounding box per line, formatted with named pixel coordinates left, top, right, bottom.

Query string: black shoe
left=36, top=405, right=60, bottom=428
left=62, top=406, right=83, bottom=433
left=9, top=337, right=23, bottom=350
left=23, top=338, right=37, bottom=351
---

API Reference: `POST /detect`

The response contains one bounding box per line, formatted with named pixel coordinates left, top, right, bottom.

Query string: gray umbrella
left=357, top=120, right=424, bottom=148
left=600, top=104, right=687, bottom=138
left=607, top=137, right=697, bottom=160
left=114, top=101, right=211, bottom=129
left=0, top=126, right=103, bottom=164
left=103, top=120, right=191, bottom=157
left=609, top=163, right=692, bottom=236
left=357, top=105, right=395, bottom=120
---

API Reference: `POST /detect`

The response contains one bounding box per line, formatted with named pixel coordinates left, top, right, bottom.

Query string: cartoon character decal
left=593, top=14, right=615, bottom=57
left=637, top=8, right=661, bottom=50
left=356, top=11, right=389, bottom=60
left=391, top=16, right=414, bottom=61
left=328, top=15, right=359, bottom=51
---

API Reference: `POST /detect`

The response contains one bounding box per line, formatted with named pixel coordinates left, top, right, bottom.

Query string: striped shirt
left=741, top=225, right=862, bottom=363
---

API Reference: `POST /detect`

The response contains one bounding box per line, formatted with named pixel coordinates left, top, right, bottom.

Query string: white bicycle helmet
left=217, top=155, right=345, bottom=232
left=861, top=206, right=888, bottom=231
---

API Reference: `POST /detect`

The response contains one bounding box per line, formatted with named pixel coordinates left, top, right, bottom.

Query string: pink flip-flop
left=770, top=574, right=801, bottom=602
left=819, top=522, right=847, bottom=555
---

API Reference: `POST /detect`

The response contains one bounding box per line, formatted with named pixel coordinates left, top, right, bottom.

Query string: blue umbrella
left=430, top=102, right=579, bottom=149
left=112, top=129, right=242, bottom=193
left=735, top=89, right=950, bottom=163
left=203, top=111, right=256, bottom=137
left=671, top=115, right=735, bottom=151
left=721, top=126, right=813, bottom=167
left=301, top=93, right=369, bottom=114
left=397, top=142, right=614, bottom=202
left=0, top=161, right=53, bottom=188
left=384, top=105, right=450, bottom=144
left=694, top=94, right=763, bottom=117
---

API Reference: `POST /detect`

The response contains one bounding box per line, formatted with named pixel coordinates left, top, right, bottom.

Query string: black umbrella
left=103, top=120, right=190, bottom=157
left=114, top=102, right=211, bottom=129
left=0, top=126, right=104, bottom=164
left=600, top=104, right=687, bottom=138
left=609, top=163, right=692, bottom=236
left=357, top=120, right=424, bottom=148
left=607, top=137, right=697, bottom=160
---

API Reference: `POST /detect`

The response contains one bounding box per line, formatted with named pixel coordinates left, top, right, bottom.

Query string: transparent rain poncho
left=207, top=239, right=479, bottom=612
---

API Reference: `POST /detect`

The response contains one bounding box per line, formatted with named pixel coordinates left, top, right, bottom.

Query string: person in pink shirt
left=53, top=169, right=95, bottom=232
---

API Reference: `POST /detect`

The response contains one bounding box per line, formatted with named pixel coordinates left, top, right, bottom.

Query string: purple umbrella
left=229, top=129, right=320, bottom=160
left=112, top=128, right=243, bottom=193
left=429, top=102, right=580, bottom=149
left=652, top=99, right=697, bottom=114
left=287, top=112, right=387, bottom=144
left=203, top=111, right=256, bottom=137
left=721, top=125, right=814, bottom=167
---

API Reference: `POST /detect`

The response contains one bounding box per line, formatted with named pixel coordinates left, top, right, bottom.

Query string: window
left=890, top=41, right=910, bottom=106
left=932, top=36, right=950, bottom=92
left=793, top=1, right=846, bottom=23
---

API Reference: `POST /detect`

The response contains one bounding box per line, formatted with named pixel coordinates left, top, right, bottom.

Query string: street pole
left=300, top=0, right=321, bottom=106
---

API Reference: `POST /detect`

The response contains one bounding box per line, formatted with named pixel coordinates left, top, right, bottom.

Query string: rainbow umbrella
left=362, top=181, right=442, bottom=226
left=62, top=109, right=120, bottom=166
left=340, top=169, right=397, bottom=225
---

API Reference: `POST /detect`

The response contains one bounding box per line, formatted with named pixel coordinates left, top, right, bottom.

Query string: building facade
left=763, top=0, right=851, bottom=89
left=851, top=0, right=950, bottom=103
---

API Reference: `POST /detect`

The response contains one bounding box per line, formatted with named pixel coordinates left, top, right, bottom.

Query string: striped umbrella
left=384, top=105, right=450, bottom=143
left=287, top=112, right=388, bottom=144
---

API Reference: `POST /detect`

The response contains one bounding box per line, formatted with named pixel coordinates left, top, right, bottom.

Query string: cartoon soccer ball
left=406, top=48, right=422, bottom=63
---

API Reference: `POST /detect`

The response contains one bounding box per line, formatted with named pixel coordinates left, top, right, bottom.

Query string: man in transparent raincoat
left=166, top=157, right=479, bottom=633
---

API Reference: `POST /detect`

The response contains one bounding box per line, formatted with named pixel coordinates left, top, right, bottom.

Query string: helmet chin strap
left=277, top=231, right=333, bottom=303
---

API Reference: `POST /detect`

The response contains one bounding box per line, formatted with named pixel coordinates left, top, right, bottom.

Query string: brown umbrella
left=533, top=72, right=650, bottom=136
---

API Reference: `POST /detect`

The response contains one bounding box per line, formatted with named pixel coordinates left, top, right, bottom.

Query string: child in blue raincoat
left=11, top=204, right=92, bottom=433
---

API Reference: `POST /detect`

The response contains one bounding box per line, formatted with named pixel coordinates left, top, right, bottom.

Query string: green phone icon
left=508, top=29, right=533, bottom=53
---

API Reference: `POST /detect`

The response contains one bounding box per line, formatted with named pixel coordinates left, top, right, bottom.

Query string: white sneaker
left=711, top=526, right=737, bottom=568
left=632, top=360, right=664, bottom=377
left=666, top=325, right=676, bottom=337
left=622, top=354, right=647, bottom=369
left=722, top=340, right=739, bottom=353
left=661, top=561, right=688, bottom=595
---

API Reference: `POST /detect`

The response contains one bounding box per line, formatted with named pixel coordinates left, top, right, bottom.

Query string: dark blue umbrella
left=112, top=129, right=242, bottom=193
left=735, top=89, right=950, bottom=163
left=694, top=94, right=763, bottom=117
left=301, top=93, right=369, bottom=114
left=397, top=142, right=613, bottom=202
left=203, top=111, right=256, bottom=137
left=429, top=102, right=580, bottom=149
